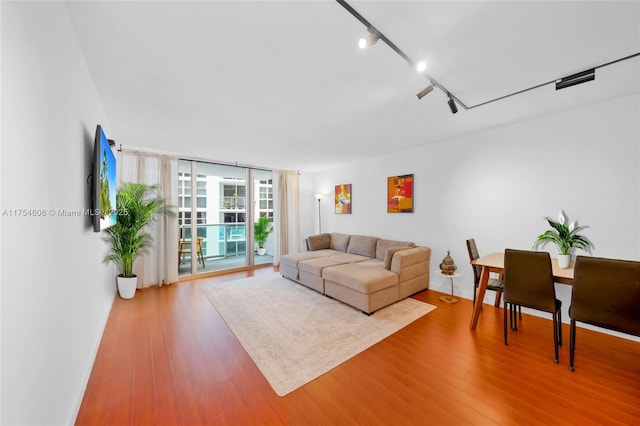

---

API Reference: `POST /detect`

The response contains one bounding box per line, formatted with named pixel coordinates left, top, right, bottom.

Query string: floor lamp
left=314, top=193, right=323, bottom=233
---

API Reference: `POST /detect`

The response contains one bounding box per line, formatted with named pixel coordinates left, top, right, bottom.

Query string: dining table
left=469, top=251, right=574, bottom=330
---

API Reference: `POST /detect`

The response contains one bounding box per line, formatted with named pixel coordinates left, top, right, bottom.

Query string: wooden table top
left=471, top=251, right=574, bottom=285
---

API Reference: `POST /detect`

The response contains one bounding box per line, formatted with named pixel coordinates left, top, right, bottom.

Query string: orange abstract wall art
left=387, top=174, right=413, bottom=213
left=335, top=184, right=352, bottom=214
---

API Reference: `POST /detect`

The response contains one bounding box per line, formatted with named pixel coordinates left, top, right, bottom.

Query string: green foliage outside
left=254, top=216, right=273, bottom=249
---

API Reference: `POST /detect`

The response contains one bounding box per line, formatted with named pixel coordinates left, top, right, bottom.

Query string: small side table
left=437, top=270, right=461, bottom=304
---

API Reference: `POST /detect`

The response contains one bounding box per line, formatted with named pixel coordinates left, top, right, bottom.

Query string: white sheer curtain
left=119, top=152, right=179, bottom=287
left=273, top=170, right=300, bottom=265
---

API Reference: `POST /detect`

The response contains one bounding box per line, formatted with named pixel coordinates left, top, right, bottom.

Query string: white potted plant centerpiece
left=103, top=182, right=174, bottom=299
left=532, top=210, right=593, bottom=268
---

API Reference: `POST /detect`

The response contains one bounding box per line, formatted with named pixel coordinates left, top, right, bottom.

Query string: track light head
left=447, top=95, right=458, bottom=114
left=415, top=61, right=427, bottom=73
left=416, top=85, right=434, bottom=100
left=358, top=33, right=379, bottom=49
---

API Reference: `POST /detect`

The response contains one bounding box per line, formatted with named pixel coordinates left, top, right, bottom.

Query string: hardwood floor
left=76, top=267, right=640, bottom=425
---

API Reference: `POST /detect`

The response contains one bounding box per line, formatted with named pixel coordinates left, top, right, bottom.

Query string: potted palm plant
left=103, top=182, right=174, bottom=299
left=254, top=216, right=273, bottom=256
left=532, top=210, right=593, bottom=268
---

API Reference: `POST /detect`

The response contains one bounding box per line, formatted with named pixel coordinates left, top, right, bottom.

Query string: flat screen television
left=93, top=124, right=117, bottom=232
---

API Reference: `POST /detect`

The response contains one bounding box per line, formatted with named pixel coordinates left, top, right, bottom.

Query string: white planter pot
left=117, top=275, right=138, bottom=299
left=257, top=247, right=266, bottom=256
left=557, top=254, right=571, bottom=269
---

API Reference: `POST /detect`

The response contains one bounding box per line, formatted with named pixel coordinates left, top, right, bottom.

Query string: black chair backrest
left=504, top=249, right=556, bottom=312
left=466, top=239, right=481, bottom=286
left=571, top=255, right=640, bottom=337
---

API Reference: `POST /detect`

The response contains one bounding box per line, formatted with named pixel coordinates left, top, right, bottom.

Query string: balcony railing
left=178, top=222, right=274, bottom=274
left=180, top=223, right=247, bottom=258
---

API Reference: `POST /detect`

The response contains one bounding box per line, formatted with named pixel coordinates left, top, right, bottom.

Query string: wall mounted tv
left=93, top=124, right=117, bottom=232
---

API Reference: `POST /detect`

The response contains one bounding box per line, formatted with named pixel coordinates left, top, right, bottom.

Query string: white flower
left=569, top=221, right=576, bottom=231
left=558, top=211, right=565, bottom=225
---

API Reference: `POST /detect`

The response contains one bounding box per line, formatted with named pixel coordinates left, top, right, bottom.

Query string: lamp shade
left=314, top=193, right=324, bottom=200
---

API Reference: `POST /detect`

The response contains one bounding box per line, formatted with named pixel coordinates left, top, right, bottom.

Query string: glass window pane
left=180, top=161, right=274, bottom=275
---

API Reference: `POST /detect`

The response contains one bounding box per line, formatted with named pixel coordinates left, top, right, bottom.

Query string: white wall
left=306, top=93, right=640, bottom=340
left=1, top=3, right=116, bottom=424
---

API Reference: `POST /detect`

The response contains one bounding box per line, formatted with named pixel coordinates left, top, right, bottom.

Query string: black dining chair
left=466, top=239, right=521, bottom=320
left=569, top=255, right=640, bottom=371
left=466, top=239, right=505, bottom=307
left=503, top=249, right=562, bottom=363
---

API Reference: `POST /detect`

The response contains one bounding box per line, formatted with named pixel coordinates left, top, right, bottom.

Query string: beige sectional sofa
left=281, top=233, right=431, bottom=314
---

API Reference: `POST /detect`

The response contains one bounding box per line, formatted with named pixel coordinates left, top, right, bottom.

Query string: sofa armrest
left=390, top=246, right=431, bottom=275
left=384, top=247, right=410, bottom=270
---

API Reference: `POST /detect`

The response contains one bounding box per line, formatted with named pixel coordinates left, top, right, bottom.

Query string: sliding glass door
left=254, top=169, right=274, bottom=266
left=177, top=160, right=273, bottom=276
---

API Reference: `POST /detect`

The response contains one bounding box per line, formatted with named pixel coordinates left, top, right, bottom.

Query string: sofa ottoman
left=323, top=261, right=400, bottom=314
left=298, top=253, right=369, bottom=292
left=280, top=249, right=336, bottom=281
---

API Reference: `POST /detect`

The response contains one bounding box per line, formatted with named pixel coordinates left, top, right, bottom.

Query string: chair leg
left=473, top=284, right=477, bottom=310
left=505, top=305, right=513, bottom=331
left=518, top=305, right=522, bottom=320
left=552, top=315, right=559, bottom=364
left=557, top=310, right=563, bottom=346
left=503, top=302, right=509, bottom=346
left=494, top=291, right=502, bottom=308
left=569, top=319, right=577, bottom=372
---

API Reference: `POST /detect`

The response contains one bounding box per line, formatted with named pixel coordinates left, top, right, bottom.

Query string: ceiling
left=66, top=1, right=640, bottom=173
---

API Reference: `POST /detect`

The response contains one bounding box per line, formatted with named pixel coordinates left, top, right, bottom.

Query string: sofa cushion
left=384, top=247, right=411, bottom=270
left=376, top=239, right=416, bottom=261
left=346, top=235, right=379, bottom=258
left=353, top=258, right=384, bottom=268
left=298, top=253, right=369, bottom=276
left=308, top=233, right=331, bottom=251
left=280, top=249, right=336, bottom=270
left=330, top=233, right=351, bottom=252
left=323, top=262, right=398, bottom=294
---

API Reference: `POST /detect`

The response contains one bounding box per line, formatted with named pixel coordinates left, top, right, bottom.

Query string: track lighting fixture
left=447, top=94, right=458, bottom=114
left=337, top=0, right=463, bottom=112
left=338, top=0, right=640, bottom=113
left=358, top=33, right=379, bottom=49
left=556, top=68, right=595, bottom=90
left=416, top=85, right=434, bottom=100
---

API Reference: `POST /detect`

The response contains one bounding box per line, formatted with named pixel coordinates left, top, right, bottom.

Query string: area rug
left=201, top=272, right=436, bottom=396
